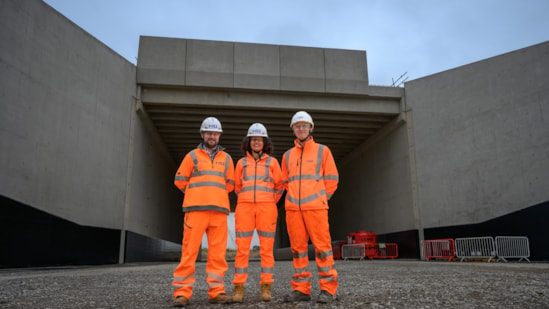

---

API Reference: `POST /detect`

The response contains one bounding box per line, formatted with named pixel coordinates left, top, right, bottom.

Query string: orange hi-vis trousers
left=173, top=210, right=229, bottom=300
left=286, top=209, right=338, bottom=295
left=233, top=201, right=278, bottom=285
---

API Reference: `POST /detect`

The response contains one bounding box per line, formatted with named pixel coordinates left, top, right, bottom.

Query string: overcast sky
left=43, top=0, right=548, bottom=86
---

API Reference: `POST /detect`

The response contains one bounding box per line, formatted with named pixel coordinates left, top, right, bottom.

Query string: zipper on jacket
left=298, top=144, right=304, bottom=211
left=253, top=157, right=258, bottom=203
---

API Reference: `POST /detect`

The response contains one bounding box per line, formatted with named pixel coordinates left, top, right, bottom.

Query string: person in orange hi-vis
left=281, top=111, right=340, bottom=304
left=172, top=116, right=235, bottom=307
left=231, top=123, right=284, bottom=303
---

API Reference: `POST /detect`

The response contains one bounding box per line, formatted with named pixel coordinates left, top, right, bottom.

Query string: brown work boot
left=173, top=296, right=189, bottom=307
left=209, top=293, right=233, bottom=304
left=233, top=284, right=245, bottom=303
left=260, top=283, right=272, bottom=302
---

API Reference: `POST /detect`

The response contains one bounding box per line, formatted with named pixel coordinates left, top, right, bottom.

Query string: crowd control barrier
left=455, top=236, right=497, bottom=262
left=495, top=236, right=531, bottom=262
left=422, top=239, right=455, bottom=261
left=371, top=243, right=398, bottom=259
left=341, top=243, right=367, bottom=260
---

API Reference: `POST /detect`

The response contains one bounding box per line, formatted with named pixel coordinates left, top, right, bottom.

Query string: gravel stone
left=0, top=259, right=547, bottom=308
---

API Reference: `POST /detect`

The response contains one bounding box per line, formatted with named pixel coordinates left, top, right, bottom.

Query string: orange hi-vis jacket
left=174, top=145, right=235, bottom=214
left=281, top=137, right=338, bottom=210
left=235, top=152, right=284, bottom=204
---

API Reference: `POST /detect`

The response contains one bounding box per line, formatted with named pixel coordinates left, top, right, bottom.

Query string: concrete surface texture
left=1, top=260, right=548, bottom=308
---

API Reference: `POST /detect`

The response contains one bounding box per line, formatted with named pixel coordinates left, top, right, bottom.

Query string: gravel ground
left=1, top=259, right=548, bottom=308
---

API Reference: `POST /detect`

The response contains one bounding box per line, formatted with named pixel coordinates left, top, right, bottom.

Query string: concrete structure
left=1, top=0, right=548, bottom=267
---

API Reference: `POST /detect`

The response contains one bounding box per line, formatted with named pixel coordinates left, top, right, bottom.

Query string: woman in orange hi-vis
left=231, top=123, right=284, bottom=303
left=281, top=111, right=340, bottom=304
left=172, top=117, right=235, bottom=307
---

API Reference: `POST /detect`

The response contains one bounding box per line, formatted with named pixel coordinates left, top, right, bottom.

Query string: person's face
left=250, top=136, right=264, bottom=153
left=292, top=122, right=312, bottom=140
left=201, top=131, right=220, bottom=149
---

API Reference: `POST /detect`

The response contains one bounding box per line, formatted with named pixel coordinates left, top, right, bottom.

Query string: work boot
left=317, top=290, right=338, bottom=304
left=233, top=284, right=245, bottom=303
left=260, top=283, right=272, bottom=302
left=209, top=293, right=233, bottom=304
left=172, top=296, right=189, bottom=307
left=283, top=290, right=311, bottom=302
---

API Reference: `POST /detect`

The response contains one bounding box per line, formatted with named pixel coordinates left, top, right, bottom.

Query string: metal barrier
left=341, top=244, right=366, bottom=260
left=455, top=236, right=497, bottom=262
left=371, top=243, right=398, bottom=259
left=422, top=239, right=455, bottom=261
left=495, top=236, right=531, bottom=263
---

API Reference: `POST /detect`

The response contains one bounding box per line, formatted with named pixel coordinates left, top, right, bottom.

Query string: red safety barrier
left=332, top=240, right=347, bottom=260
left=422, top=238, right=455, bottom=261
left=370, top=243, right=398, bottom=259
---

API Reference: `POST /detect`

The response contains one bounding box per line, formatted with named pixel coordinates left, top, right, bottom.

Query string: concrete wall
left=0, top=0, right=135, bottom=229
left=405, top=41, right=549, bottom=228
left=330, top=123, right=417, bottom=256
left=137, top=36, right=369, bottom=94
left=126, top=104, right=183, bottom=243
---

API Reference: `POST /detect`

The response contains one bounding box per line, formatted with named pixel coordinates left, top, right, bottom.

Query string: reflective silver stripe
left=257, top=230, right=276, bottom=238
left=326, top=193, right=333, bottom=199
left=227, top=179, right=235, bottom=185
left=208, top=282, right=224, bottom=288
left=318, top=265, right=331, bottom=273
left=322, top=175, right=339, bottom=181
left=288, top=174, right=317, bottom=182
left=173, top=273, right=196, bottom=283
left=294, top=266, right=309, bottom=274
left=316, top=145, right=324, bottom=178
left=319, top=275, right=336, bottom=282
left=174, top=175, right=188, bottom=181
left=284, top=149, right=292, bottom=171
left=190, top=150, right=199, bottom=165
left=207, top=272, right=224, bottom=282
left=293, top=251, right=308, bottom=259
left=243, top=175, right=273, bottom=182
left=261, top=267, right=274, bottom=274
left=192, top=170, right=225, bottom=177
left=236, top=231, right=254, bottom=238
left=316, top=250, right=333, bottom=259
left=173, top=282, right=194, bottom=288
left=292, top=276, right=311, bottom=283
left=183, top=205, right=230, bottom=214
left=235, top=267, right=248, bottom=274
left=188, top=181, right=227, bottom=190
left=240, top=185, right=277, bottom=193
left=287, top=192, right=319, bottom=204
left=224, top=154, right=231, bottom=176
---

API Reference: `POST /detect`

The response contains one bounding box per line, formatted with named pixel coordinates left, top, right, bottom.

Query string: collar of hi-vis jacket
left=294, top=136, right=314, bottom=148
left=197, top=142, right=225, bottom=160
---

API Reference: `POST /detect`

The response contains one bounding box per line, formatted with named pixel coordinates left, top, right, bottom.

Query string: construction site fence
left=421, top=238, right=455, bottom=261
left=495, top=236, right=530, bottom=262
left=422, top=236, right=530, bottom=262
left=341, top=243, right=398, bottom=260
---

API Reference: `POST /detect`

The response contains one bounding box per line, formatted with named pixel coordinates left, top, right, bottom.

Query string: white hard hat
left=200, top=117, right=223, bottom=132
left=247, top=123, right=268, bottom=137
left=290, top=111, right=314, bottom=128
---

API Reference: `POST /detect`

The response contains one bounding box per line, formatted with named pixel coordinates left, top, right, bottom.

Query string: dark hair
left=240, top=136, right=274, bottom=156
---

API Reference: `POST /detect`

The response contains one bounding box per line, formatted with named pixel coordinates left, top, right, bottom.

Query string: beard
left=204, top=138, right=218, bottom=149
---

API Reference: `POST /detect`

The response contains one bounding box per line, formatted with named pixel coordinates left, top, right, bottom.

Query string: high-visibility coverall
left=281, top=136, right=339, bottom=296
left=233, top=152, right=284, bottom=285
left=172, top=144, right=235, bottom=300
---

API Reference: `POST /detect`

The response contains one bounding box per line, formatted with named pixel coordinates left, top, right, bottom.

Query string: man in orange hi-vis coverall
left=231, top=123, right=284, bottom=303
left=172, top=117, right=235, bottom=307
left=281, top=111, right=340, bottom=304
